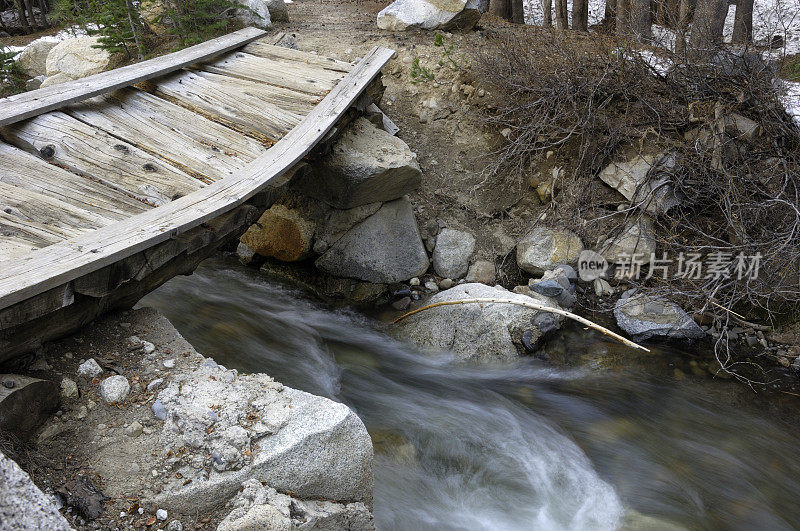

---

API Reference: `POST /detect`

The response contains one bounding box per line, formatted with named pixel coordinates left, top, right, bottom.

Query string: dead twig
left=393, top=297, right=650, bottom=352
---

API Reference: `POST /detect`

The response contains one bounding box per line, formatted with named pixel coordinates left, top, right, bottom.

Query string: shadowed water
left=140, top=256, right=800, bottom=530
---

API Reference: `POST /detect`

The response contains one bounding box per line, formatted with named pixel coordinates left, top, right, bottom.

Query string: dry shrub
left=473, top=28, right=800, bottom=334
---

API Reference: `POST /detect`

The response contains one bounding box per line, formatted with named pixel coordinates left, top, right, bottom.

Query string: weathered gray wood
left=241, top=40, right=354, bottom=73
left=0, top=375, right=59, bottom=441
left=189, top=70, right=320, bottom=115
left=1, top=111, right=204, bottom=206
left=148, top=70, right=303, bottom=143
left=0, top=284, right=74, bottom=331
left=66, top=88, right=266, bottom=182
left=0, top=181, right=113, bottom=234
left=0, top=47, right=395, bottom=311
left=0, top=142, right=150, bottom=220
left=0, top=210, right=81, bottom=253
left=0, top=27, right=269, bottom=127
left=200, top=51, right=346, bottom=96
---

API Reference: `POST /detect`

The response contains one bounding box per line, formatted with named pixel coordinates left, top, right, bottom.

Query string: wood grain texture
left=188, top=70, right=320, bottom=115
left=0, top=47, right=396, bottom=310
left=241, top=40, right=354, bottom=73
left=1, top=111, right=204, bottom=206
left=0, top=181, right=113, bottom=231
left=66, top=88, right=266, bottom=182
left=148, top=70, right=303, bottom=143
left=0, top=142, right=150, bottom=220
left=0, top=27, right=268, bottom=127
left=200, top=51, right=346, bottom=96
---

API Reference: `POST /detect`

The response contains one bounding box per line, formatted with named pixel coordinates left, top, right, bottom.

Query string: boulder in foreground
left=0, top=450, right=72, bottom=530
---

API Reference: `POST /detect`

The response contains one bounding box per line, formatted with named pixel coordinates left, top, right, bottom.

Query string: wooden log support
left=0, top=27, right=269, bottom=127
left=241, top=40, right=355, bottom=73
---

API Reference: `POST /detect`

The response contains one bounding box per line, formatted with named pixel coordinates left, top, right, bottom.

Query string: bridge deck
left=0, top=28, right=394, bottom=359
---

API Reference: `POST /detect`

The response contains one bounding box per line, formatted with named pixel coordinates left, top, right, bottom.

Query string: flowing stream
left=140, top=256, right=800, bottom=530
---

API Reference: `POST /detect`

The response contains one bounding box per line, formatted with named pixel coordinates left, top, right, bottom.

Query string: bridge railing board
left=0, top=27, right=269, bottom=128
left=0, top=46, right=396, bottom=311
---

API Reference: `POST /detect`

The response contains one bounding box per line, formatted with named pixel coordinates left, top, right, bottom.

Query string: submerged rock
left=315, top=198, right=429, bottom=283
left=516, top=227, right=584, bottom=275
left=0, top=450, right=72, bottom=530
left=377, top=0, right=481, bottom=31
left=395, top=283, right=563, bottom=362
left=614, top=289, right=705, bottom=342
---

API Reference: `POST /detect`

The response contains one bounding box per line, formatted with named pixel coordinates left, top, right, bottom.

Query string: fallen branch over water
left=393, top=297, right=651, bottom=352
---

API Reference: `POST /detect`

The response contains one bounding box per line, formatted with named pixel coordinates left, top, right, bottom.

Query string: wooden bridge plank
left=190, top=71, right=320, bottom=115
left=0, top=210, right=83, bottom=251
left=0, top=181, right=113, bottom=233
left=200, top=51, right=346, bottom=96
left=149, top=71, right=303, bottom=143
left=241, top=40, right=354, bottom=73
left=0, top=46, right=396, bottom=310
left=0, top=27, right=269, bottom=127
left=0, top=143, right=150, bottom=220
left=1, top=111, right=204, bottom=206
left=66, top=88, right=266, bottom=182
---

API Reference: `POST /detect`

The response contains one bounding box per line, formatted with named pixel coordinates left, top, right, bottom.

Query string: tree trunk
left=555, top=0, right=568, bottom=28
left=630, top=0, right=652, bottom=41
left=13, top=0, right=30, bottom=33
left=543, top=0, right=552, bottom=25
left=489, top=0, right=512, bottom=19
left=674, top=0, right=692, bottom=54
left=511, top=0, right=525, bottom=23
left=573, top=0, right=589, bottom=31
left=688, top=0, right=728, bottom=58
left=731, top=0, right=753, bottom=44
left=615, top=0, right=629, bottom=36
left=603, top=0, right=617, bottom=29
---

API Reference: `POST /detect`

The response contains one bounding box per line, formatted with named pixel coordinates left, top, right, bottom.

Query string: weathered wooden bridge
left=0, top=28, right=394, bottom=362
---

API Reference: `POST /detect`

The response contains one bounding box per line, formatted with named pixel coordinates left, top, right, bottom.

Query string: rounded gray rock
left=100, top=375, right=130, bottom=404
left=432, top=229, right=475, bottom=279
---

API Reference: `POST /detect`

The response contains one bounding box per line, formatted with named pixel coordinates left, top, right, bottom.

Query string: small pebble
left=156, top=509, right=168, bottom=521
left=125, top=421, right=143, bottom=438
left=76, top=406, right=88, bottom=420
left=2, top=378, right=14, bottom=389
left=138, top=508, right=144, bottom=515
left=77, top=358, right=103, bottom=378
left=147, top=378, right=164, bottom=392
left=152, top=399, right=167, bottom=420
left=163, top=359, right=175, bottom=369
left=142, top=341, right=156, bottom=355
left=424, top=281, right=439, bottom=292
left=438, top=278, right=454, bottom=290
left=409, top=277, right=420, bottom=286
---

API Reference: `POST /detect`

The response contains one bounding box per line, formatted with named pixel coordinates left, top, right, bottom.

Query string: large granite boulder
left=45, top=37, right=110, bottom=79
left=614, top=289, right=705, bottom=341
left=17, top=38, right=58, bottom=78
left=296, top=118, right=422, bottom=209
left=0, top=450, right=72, bottom=530
left=153, top=369, right=374, bottom=513
left=377, top=0, right=481, bottom=31
left=315, top=198, right=429, bottom=283
left=432, top=228, right=475, bottom=279
left=236, top=0, right=273, bottom=28
left=265, top=0, right=289, bottom=22
left=516, top=227, right=584, bottom=275
left=395, top=283, right=563, bottom=362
